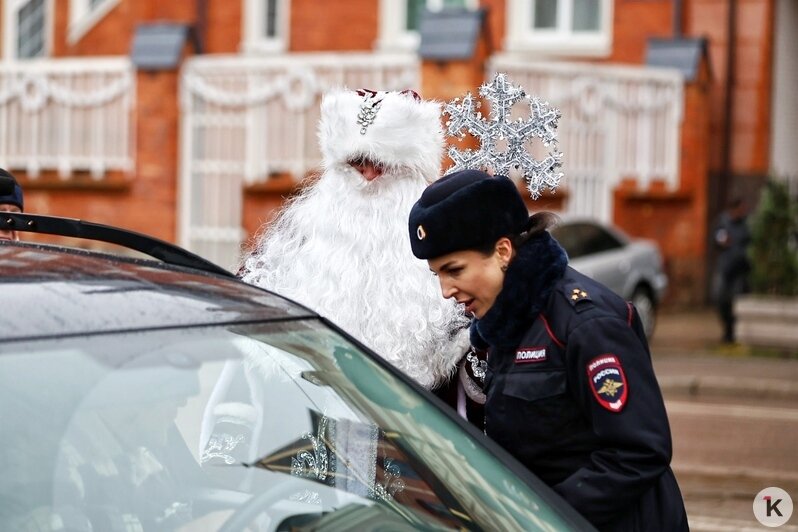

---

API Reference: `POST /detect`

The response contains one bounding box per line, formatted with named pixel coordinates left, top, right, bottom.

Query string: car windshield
left=0, top=320, right=582, bottom=531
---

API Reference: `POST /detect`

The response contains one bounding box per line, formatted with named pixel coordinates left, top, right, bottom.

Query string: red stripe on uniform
left=539, top=314, right=565, bottom=349
left=626, top=301, right=633, bottom=327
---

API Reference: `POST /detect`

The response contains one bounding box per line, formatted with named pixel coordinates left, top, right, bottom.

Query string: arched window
left=68, top=0, right=120, bottom=45
left=505, top=0, right=613, bottom=57
left=242, top=0, right=290, bottom=54
left=378, top=0, right=478, bottom=52
left=3, top=0, right=52, bottom=60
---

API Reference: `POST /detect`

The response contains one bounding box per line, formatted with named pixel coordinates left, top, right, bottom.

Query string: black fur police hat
left=408, top=169, right=529, bottom=259
left=0, top=168, right=23, bottom=211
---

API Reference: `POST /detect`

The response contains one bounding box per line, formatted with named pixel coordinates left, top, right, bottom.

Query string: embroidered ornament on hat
left=356, top=89, right=384, bottom=135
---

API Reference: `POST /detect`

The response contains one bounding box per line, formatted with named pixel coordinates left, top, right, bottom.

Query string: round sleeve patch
left=586, top=354, right=628, bottom=412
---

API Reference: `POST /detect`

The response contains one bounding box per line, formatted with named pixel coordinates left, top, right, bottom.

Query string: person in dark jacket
left=713, top=197, right=751, bottom=343
left=408, top=169, right=688, bottom=531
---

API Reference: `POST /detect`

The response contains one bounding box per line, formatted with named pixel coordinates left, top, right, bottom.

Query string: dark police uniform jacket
left=471, top=233, right=688, bottom=531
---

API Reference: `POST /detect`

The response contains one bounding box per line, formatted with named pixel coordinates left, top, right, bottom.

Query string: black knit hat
left=408, top=169, right=529, bottom=259
left=0, top=168, right=23, bottom=211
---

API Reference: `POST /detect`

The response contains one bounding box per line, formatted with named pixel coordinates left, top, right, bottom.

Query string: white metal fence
left=0, top=58, right=135, bottom=179
left=490, top=57, right=684, bottom=222
left=179, top=53, right=419, bottom=270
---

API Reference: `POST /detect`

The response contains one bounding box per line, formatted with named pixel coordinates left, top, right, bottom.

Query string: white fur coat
left=241, top=89, right=469, bottom=389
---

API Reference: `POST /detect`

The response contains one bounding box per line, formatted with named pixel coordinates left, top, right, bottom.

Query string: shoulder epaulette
left=561, top=282, right=594, bottom=311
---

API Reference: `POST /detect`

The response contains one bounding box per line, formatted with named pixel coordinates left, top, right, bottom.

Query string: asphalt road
left=667, top=395, right=798, bottom=529
left=651, top=309, right=798, bottom=531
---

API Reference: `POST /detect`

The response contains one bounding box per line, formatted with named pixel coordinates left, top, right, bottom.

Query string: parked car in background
left=551, top=218, right=668, bottom=339
left=0, top=213, right=594, bottom=531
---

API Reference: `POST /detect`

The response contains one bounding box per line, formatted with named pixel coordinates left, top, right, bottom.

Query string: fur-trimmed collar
left=470, top=231, right=568, bottom=349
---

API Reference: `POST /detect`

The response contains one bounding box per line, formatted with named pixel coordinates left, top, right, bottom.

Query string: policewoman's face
left=428, top=238, right=512, bottom=319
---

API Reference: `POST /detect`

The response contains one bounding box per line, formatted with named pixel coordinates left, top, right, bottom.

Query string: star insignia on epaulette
left=571, top=288, right=588, bottom=301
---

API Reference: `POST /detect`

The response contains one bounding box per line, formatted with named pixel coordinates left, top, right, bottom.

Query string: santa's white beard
left=241, top=164, right=470, bottom=389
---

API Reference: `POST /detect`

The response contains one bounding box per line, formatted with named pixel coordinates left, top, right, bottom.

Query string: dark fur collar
left=470, top=231, right=568, bottom=349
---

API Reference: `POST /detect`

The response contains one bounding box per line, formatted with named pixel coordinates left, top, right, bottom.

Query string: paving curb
left=674, top=464, right=798, bottom=532
left=658, top=375, right=798, bottom=401
left=688, top=516, right=798, bottom=532
left=673, top=462, right=798, bottom=485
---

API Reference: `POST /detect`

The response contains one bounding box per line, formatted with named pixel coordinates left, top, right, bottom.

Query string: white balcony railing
left=179, top=53, right=682, bottom=268
left=179, top=52, right=419, bottom=270
left=0, top=58, right=135, bottom=179
left=490, top=57, right=684, bottom=222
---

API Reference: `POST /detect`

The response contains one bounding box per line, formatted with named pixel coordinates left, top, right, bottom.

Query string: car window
left=0, top=321, right=585, bottom=531
left=552, top=223, right=623, bottom=259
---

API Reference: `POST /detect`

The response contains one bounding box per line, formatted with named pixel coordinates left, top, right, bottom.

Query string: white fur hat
left=318, top=89, right=444, bottom=183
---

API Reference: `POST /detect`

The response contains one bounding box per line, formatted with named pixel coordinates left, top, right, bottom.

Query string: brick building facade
left=0, top=0, right=794, bottom=305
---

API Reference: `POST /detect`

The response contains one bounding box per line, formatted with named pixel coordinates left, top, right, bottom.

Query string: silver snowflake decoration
left=443, top=73, right=564, bottom=199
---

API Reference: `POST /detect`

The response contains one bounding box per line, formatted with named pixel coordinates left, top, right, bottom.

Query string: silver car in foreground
left=551, top=218, right=668, bottom=339
left=0, top=213, right=595, bottom=532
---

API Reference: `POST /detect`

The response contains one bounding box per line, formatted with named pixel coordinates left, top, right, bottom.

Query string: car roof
left=0, top=241, right=316, bottom=342
left=551, top=215, right=632, bottom=243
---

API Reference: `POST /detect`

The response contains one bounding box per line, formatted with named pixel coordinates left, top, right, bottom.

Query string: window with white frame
left=68, top=0, right=120, bottom=44
left=505, top=0, right=613, bottom=57
left=242, top=0, right=290, bottom=53
left=2, top=0, right=52, bottom=60
left=377, top=0, right=478, bottom=52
